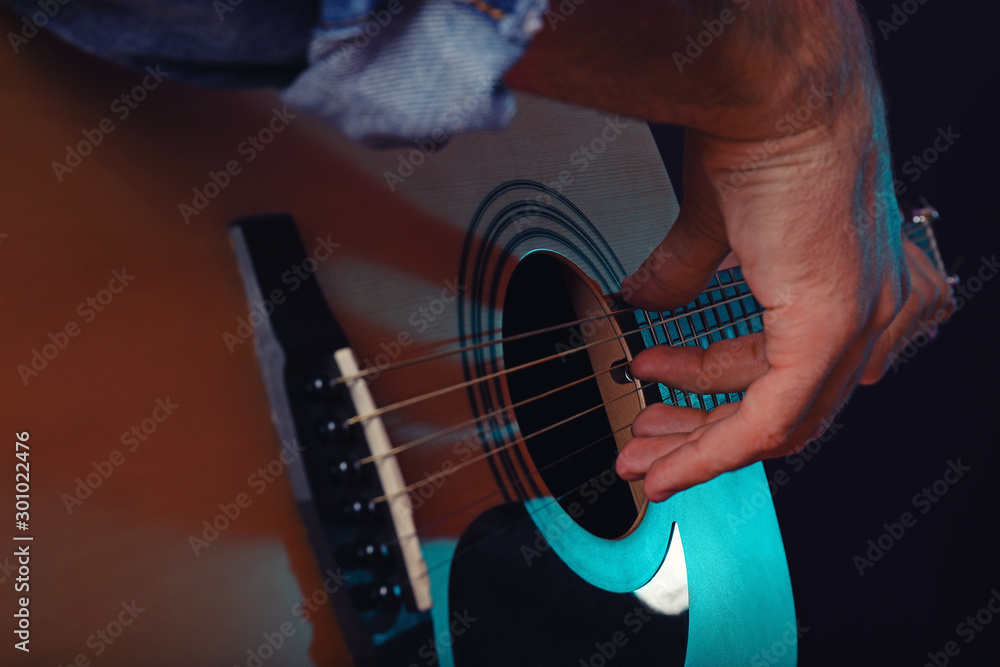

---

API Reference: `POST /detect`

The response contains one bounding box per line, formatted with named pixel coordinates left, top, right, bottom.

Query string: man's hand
left=614, top=118, right=953, bottom=500
left=505, top=0, right=955, bottom=499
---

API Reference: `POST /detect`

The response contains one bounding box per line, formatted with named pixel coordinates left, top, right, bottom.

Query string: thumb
left=621, top=140, right=730, bottom=310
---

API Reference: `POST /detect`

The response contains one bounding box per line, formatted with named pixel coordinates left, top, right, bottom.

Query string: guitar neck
left=623, top=201, right=946, bottom=413
left=622, top=266, right=762, bottom=412
left=902, top=202, right=947, bottom=275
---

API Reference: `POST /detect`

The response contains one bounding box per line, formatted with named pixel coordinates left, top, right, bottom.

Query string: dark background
left=766, top=2, right=1000, bottom=664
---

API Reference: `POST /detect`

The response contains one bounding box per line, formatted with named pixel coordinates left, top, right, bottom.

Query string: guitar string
left=380, top=228, right=945, bottom=595
left=387, top=426, right=644, bottom=583
left=359, top=363, right=615, bottom=465
left=361, top=307, right=760, bottom=467
left=365, top=449, right=645, bottom=593
left=361, top=224, right=941, bottom=588
left=336, top=304, right=638, bottom=381
left=348, top=222, right=944, bottom=429
left=334, top=223, right=933, bottom=389
left=355, top=224, right=942, bottom=484
left=422, top=461, right=659, bottom=586
left=334, top=275, right=754, bottom=386
left=377, top=420, right=657, bottom=592
left=372, top=380, right=651, bottom=505
left=384, top=379, right=730, bottom=583
left=370, top=310, right=762, bottom=503
left=347, top=287, right=759, bottom=427
left=392, top=422, right=634, bottom=542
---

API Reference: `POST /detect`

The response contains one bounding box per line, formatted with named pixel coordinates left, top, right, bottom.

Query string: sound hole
left=502, top=253, right=640, bottom=539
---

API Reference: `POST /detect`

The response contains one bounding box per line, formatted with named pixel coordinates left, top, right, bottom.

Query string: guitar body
left=1, top=17, right=794, bottom=666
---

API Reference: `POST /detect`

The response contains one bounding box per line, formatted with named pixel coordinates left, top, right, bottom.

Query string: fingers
left=859, top=260, right=927, bottom=384
left=633, top=364, right=838, bottom=501
left=630, top=402, right=715, bottom=437
left=629, top=333, right=769, bottom=394
left=621, top=134, right=731, bottom=311
left=859, top=239, right=954, bottom=384
left=617, top=403, right=737, bottom=481
left=632, top=405, right=766, bottom=501
left=623, top=314, right=860, bottom=500
left=906, top=237, right=955, bottom=322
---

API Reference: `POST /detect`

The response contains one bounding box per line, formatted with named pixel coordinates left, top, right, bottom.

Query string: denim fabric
left=3, top=0, right=549, bottom=143
left=284, top=0, right=548, bottom=145
left=3, top=0, right=318, bottom=87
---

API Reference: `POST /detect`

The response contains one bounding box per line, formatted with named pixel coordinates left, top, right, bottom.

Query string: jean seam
left=456, top=0, right=506, bottom=21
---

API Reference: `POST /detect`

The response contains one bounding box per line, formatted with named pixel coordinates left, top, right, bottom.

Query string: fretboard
left=625, top=265, right=764, bottom=412
left=625, top=203, right=944, bottom=412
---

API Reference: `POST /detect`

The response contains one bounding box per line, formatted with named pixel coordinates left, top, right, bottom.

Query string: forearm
left=505, top=0, right=877, bottom=141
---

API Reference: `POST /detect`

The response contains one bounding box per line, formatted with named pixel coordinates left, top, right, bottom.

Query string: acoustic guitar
left=1, top=16, right=945, bottom=666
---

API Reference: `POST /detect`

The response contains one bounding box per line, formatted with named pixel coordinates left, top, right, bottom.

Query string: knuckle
left=750, top=334, right=769, bottom=367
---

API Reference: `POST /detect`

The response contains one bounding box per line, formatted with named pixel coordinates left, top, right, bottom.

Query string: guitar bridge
left=230, top=214, right=434, bottom=664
